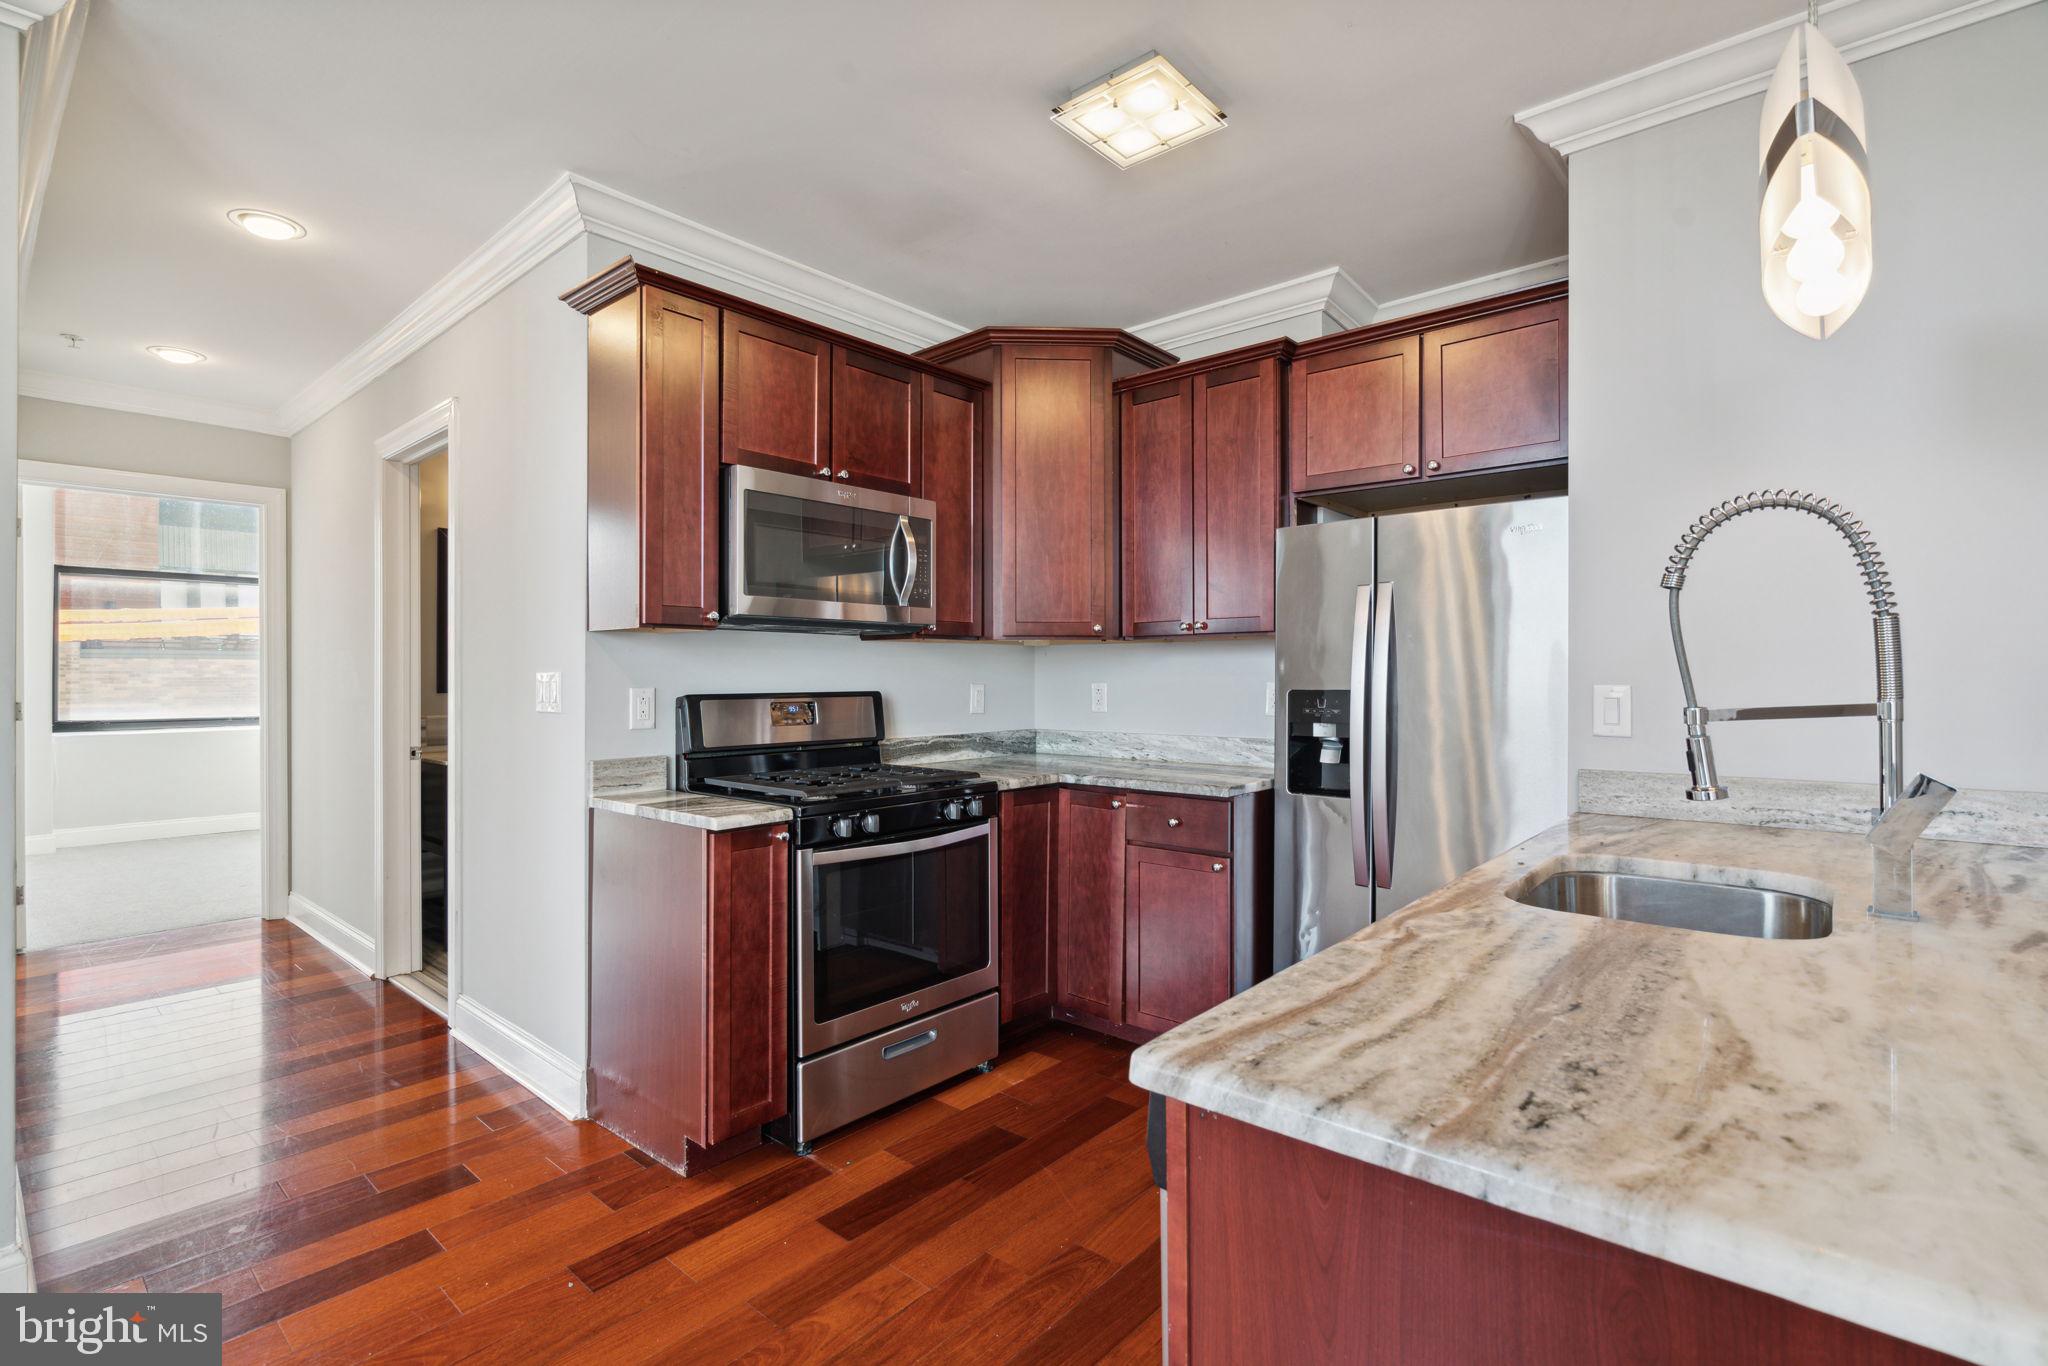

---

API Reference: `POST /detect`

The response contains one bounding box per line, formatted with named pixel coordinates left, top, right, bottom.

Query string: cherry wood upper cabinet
left=1119, top=377, right=1195, bottom=638
left=998, top=787, right=1057, bottom=1024
left=1288, top=334, right=1420, bottom=493
left=722, top=311, right=832, bottom=478
left=1123, top=844, right=1233, bottom=1034
left=1115, top=340, right=1286, bottom=638
left=577, top=281, right=722, bottom=631
left=918, top=327, right=1176, bottom=640
left=1053, top=787, right=1128, bottom=1024
left=921, top=373, right=984, bottom=638
left=831, top=346, right=922, bottom=495
left=1421, top=296, right=1567, bottom=478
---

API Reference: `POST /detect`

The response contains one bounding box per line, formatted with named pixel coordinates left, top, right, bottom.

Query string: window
left=52, top=488, right=261, bottom=731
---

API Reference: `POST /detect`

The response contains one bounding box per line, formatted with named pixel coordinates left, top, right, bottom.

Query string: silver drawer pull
left=1212, top=862, right=1225, bottom=872
left=881, top=1030, right=938, bottom=1061
left=1166, top=817, right=1182, bottom=827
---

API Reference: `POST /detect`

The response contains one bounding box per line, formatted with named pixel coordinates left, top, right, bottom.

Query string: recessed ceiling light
left=1052, top=53, right=1225, bottom=169
left=227, top=208, right=306, bottom=241
left=147, top=345, right=207, bottom=365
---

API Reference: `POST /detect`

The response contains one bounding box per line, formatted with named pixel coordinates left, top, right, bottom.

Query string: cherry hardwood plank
left=1009, top=1238, right=1163, bottom=1364
left=569, top=1160, right=829, bottom=1291
left=221, top=1229, right=443, bottom=1341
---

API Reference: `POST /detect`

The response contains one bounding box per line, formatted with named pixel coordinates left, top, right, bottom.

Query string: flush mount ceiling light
left=1052, top=52, right=1225, bottom=168
left=227, top=208, right=306, bottom=241
left=147, top=345, right=206, bottom=365
left=1758, top=5, right=1871, bottom=338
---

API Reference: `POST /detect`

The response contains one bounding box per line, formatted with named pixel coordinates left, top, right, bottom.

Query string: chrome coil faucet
left=1661, top=490, right=1952, bottom=919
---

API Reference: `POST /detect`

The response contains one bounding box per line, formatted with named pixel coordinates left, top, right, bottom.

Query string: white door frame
left=371, top=399, right=460, bottom=1005
left=16, top=460, right=290, bottom=920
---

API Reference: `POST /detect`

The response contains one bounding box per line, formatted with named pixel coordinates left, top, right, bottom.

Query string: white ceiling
left=24, top=0, right=1790, bottom=419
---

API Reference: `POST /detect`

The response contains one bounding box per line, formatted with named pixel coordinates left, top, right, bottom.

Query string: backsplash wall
left=1033, top=638, right=1274, bottom=738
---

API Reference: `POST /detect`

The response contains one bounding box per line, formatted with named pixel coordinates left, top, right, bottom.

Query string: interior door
left=1369, top=497, right=1569, bottom=921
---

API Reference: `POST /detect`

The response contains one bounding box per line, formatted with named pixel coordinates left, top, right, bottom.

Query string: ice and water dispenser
left=1284, top=690, right=1351, bottom=797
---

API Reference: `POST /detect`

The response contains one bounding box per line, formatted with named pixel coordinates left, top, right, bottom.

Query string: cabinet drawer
left=1122, top=794, right=1230, bottom=854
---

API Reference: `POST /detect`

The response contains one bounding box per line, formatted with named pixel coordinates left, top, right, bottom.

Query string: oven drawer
left=792, top=991, right=999, bottom=1143
left=1123, top=794, right=1231, bottom=854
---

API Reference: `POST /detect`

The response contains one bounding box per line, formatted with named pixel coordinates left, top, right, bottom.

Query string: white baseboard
left=24, top=834, right=53, bottom=856
left=285, top=892, right=377, bottom=976
left=37, top=811, right=260, bottom=851
left=452, top=994, right=585, bottom=1120
left=0, top=1167, right=32, bottom=1293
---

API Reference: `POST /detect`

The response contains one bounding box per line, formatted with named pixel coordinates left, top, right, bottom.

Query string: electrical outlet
left=1090, top=682, right=1109, bottom=714
left=968, top=683, right=985, bottom=715
left=1264, top=681, right=1276, bottom=717
left=1591, top=684, right=1632, bottom=737
left=535, top=671, right=561, bottom=714
left=628, top=687, right=655, bottom=730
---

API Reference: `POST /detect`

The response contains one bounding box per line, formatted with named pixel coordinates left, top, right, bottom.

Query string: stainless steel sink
left=1514, top=870, right=1833, bottom=940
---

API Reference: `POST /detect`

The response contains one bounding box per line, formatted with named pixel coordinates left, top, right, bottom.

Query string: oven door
left=795, top=822, right=997, bottom=1056
left=727, top=465, right=935, bottom=630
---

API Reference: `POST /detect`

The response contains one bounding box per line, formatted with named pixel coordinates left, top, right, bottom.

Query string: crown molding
left=1130, top=265, right=1375, bottom=354
left=20, top=369, right=289, bottom=436
left=0, top=0, right=68, bottom=32
left=1516, top=0, right=2043, bottom=158
left=566, top=175, right=964, bottom=353
left=1371, top=255, right=1569, bottom=324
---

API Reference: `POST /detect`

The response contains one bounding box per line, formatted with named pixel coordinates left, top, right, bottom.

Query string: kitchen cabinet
left=1289, top=334, right=1420, bottom=493
left=917, top=327, right=1177, bottom=640
left=1123, top=845, right=1233, bottom=1034
left=588, top=812, right=788, bottom=1171
left=722, top=311, right=832, bottom=478
left=1116, top=340, right=1287, bottom=638
left=831, top=346, right=921, bottom=495
left=1053, top=787, right=1128, bottom=1023
left=921, top=372, right=985, bottom=638
left=997, top=788, right=1057, bottom=1023
left=1421, top=296, right=1567, bottom=478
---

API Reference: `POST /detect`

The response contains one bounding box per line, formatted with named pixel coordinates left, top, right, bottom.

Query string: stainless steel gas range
left=677, top=691, right=999, bottom=1152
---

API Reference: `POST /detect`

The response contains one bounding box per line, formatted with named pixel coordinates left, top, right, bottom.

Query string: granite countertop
left=1130, top=814, right=2048, bottom=1365
left=589, top=787, right=795, bottom=832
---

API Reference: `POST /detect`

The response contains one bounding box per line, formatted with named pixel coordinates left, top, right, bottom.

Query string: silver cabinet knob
left=1196, top=621, right=1209, bottom=631
left=1110, top=799, right=1123, bottom=809
left=1178, top=621, right=1192, bottom=632
left=1166, top=817, right=1182, bottom=827
left=837, top=470, right=851, bottom=480
left=1091, top=624, right=1103, bottom=633
left=1212, top=862, right=1225, bottom=872
left=704, top=610, right=721, bottom=622
left=816, top=467, right=834, bottom=478
left=773, top=831, right=790, bottom=842
left=1426, top=460, right=1441, bottom=472
left=1402, top=463, right=1416, bottom=475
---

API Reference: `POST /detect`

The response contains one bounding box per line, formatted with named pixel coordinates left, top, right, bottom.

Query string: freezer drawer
left=789, top=991, right=998, bottom=1144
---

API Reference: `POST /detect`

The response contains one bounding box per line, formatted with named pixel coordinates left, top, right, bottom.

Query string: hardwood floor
left=16, top=918, right=1163, bottom=1362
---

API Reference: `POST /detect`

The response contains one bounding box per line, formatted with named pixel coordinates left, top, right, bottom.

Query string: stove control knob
left=966, top=797, right=986, bottom=818
left=830, top=817, right=856, bottom=840
left=860, top=812, right=884, bottom=835
left=943, top=800, right=966, bottom=821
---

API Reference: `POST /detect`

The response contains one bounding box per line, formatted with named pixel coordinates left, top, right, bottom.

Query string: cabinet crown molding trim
left=0, top=0, right=68, bottom=32
left=1110, top=335, right=1296, bottom=391
left=1130, top=265, right=1374, bottom=354
left=917, top=325, right=1177, bottom=369
left=1371, top=256, right=1569, bottom=325
left=1515, top=0, right=2042, bottom=157
left=21, top=368, right=291, bottom=436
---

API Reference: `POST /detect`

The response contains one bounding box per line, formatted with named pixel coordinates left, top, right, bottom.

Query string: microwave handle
left=898, top=518, right=920, bottom=607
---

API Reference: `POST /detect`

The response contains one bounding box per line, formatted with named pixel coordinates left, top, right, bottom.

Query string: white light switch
left=535, top=671, right=561, bottom=714
left=628, top=687, right=655, bottom=730
left=1591, top=684, right=1632, bottom=737
left=968, top=683, right=985, bottom=715
left=1090, top=683, right=1109, bottom=714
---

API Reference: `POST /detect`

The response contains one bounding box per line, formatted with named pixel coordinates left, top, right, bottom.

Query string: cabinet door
left=1054, top=788, right=1127, bottom=1022
left=998, top=788, right=1057, bottom=1023
left=1288, top=335, right=1420, bottom=493
left=832, top=347, right=922, bottom=494
left=704, top=825, right=789, bottom=1143
left=722, top=311, right=831, bottom=477
left=1422, top=299, right=1567, bottom=477
left=1000, top=344, right=1112, bottom=638
left=1119, top=377, right=1195, bottom=639
left=1124, top=846, right=1233, bottom=1035
left=1194, top=356, right=1281, bottom=635
left=922, top=373, right=983, bottom=638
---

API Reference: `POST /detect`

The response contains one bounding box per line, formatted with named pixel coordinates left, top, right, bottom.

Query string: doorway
left=374, top=401, right=460, bottom=1017
left=15, top=463, right=289, bottom=950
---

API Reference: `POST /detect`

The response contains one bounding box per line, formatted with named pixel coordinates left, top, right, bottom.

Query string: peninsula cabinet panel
left=1004, top=346, right=1113, bottom=637
left=1193, top=356, right=1282, bottom=634
left=1123, top=846, right=1232, bottom=1035
left=722, top=311, right=831, bottom=477
left=1421, top=297, right=1567, bottom=477
left=704, top=824, right=790, bottom=1143
left=1289, top=335, right=1420, bottom=493
left=1120, top=377, right=1196, bottom=639
left=921, top=373, right=984, bottom=637
left=998, top=787, right=1058, bottom=1023
left=1054, top=788, right=1127, bottom=1022
left=583, top=284, right=721, bottom=631
left=831, top=346, right=922, bottom=495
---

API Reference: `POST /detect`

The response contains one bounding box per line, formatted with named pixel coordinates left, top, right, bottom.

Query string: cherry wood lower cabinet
left=1161, top=1103, right=1954, bottom=1365
left=1052, top=787, right=1127, bottom=1023
left=1123, top=845, right=1233, bottom=1034
left=588, top=812, right=788, bottom=1172
left=997, top=788, right=1057, bottom=1022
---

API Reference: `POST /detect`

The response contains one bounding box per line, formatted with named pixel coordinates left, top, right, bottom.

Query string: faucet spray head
left=1682, top=709, right=1727, bottom=801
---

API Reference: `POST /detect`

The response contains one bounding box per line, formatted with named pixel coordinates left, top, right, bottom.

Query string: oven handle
left=806, top=819, right=991, bottom=867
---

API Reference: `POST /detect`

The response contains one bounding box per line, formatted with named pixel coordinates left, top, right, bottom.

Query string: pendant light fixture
left=1759, top=2, right=1872, bottom=338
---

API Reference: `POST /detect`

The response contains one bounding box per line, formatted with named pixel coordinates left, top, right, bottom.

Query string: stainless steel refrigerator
left=1273, top=497, right=1569, bottom=969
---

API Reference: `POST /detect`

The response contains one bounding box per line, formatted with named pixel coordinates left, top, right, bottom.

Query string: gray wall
left=21, top=395, right=290, bottom=486
left=1568, top=8, right=2048, bottom=793
left=1033, top=638, right=1273, bottom=737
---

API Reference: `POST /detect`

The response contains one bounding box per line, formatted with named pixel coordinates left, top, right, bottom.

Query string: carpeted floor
left=24, top=830, right=262, bottom=950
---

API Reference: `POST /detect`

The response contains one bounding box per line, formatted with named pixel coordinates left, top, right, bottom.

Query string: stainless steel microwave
left=724, top=465, right=935, bottom=632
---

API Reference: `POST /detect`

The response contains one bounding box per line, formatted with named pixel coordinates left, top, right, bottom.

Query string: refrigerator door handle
left=1369, top=581, right=1396, bottom=890
left=1348, top=585, right=1373, bottom=887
